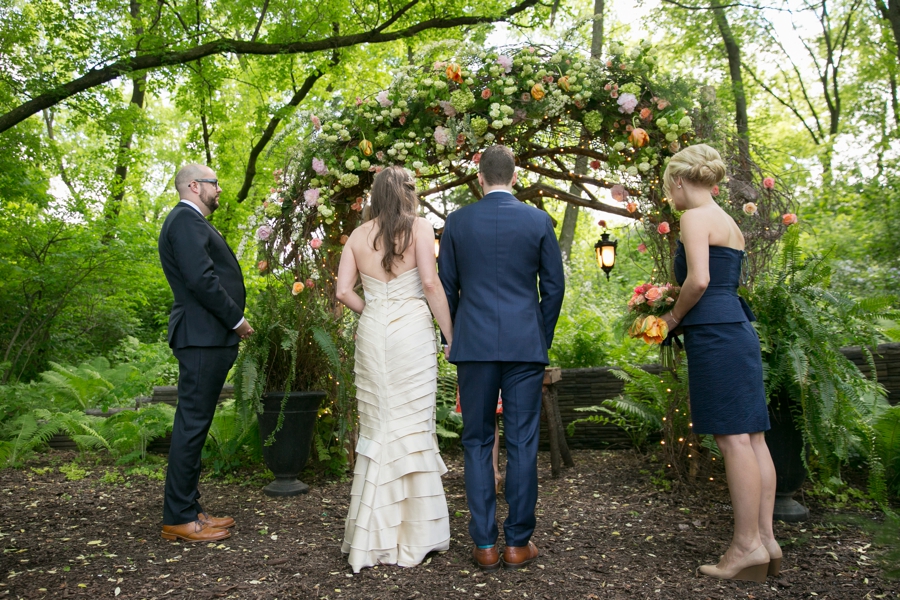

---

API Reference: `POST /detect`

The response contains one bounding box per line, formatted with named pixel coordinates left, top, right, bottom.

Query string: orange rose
left=639, top=107, right=652, bottom=120
left=291, top=281, right=305, bottom=295
left=358, top=139, right=373, bottom=156
left=257, top=260, right=268, bottom=273
left=340, top=234, right=349, bottom=244
left=641, top=315, right=669, bottom=345
left=782, top=213, right=798, bottom=225
left=644, top=287, right=662, bottom=302
left=531, top=83, right=546, bottom=101
left=626, top=201, right=637, bottom=213
left=557, top=76, right=571, bottom=92
left=446, top=63, right=463, bottom=83
left=629, top=127, right=649, bottom=147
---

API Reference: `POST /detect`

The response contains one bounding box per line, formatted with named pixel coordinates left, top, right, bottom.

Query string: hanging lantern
left=595, top=232, right=617, bottom=280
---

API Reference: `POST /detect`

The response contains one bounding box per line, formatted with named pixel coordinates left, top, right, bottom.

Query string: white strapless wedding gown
left=342, top=268, right=450, bottom=573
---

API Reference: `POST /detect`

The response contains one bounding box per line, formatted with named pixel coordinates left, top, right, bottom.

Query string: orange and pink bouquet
left=626, top=282, right=680, bottom=345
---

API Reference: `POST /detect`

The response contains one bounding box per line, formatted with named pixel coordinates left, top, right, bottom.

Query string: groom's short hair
left=479, top=145, right=516, bottom=186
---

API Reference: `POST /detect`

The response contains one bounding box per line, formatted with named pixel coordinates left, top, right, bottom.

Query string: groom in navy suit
left=439, top=145, right=565, bottom=570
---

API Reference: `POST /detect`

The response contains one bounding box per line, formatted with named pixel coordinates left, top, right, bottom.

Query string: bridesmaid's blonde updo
left=663, top=144, right=727, bottom=198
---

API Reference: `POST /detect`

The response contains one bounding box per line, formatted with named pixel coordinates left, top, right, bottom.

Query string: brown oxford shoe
left=161, top=520, right=231, bottom=543
left=502, top=541, right=539, bottom=570
left=472, top=545, right=501, bottom=571
left=199, top=512, right=235, bottom=529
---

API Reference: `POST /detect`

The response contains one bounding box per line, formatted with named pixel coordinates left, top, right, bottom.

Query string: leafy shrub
left=99, top=403, right=176, bottom=465
left=202, top=399, right=262, bottom=477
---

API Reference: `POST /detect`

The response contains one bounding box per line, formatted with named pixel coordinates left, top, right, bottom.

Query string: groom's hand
left=443, top=342, right=451, bottom=361
left=236, top=320, right=254, bottom=340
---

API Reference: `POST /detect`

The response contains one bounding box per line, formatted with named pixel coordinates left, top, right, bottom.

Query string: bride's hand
left=443, top=342, right=451, bottom=361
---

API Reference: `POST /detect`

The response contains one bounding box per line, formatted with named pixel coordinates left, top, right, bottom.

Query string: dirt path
left=1, top=449, right=896, bottom=599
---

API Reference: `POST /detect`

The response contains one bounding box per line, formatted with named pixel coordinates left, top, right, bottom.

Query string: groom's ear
left=510, top=171, right=518, bottom=187
left=477, top=172, right=484, bottom=189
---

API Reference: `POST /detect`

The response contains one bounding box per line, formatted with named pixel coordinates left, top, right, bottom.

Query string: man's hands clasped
left=236, top=320, right=255, bottom=340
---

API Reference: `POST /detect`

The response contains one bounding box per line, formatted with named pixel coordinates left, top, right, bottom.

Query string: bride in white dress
left=335, top=166, right=454, bottom=573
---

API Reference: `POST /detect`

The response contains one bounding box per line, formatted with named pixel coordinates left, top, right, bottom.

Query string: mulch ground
left=1, top=449, right=897, bottom=600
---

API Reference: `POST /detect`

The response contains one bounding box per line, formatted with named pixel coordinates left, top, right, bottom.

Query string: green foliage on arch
left=255, top=40, right=793, bottom=293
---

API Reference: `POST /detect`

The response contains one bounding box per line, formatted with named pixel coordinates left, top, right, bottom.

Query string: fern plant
left=202, top=399, right=262, bottom=476
left=567, top=361, right=709, bottom=482
left=99, top=403, right=176, bottom=464
left=0, top=409, right=109, bottom=466
left=233, top=280, right=355, bottom=474
left=747, top=227, right=895, bottom=494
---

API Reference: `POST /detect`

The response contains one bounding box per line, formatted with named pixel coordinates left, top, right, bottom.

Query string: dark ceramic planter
left=258, top=391, right=324, bottom=497
left=764, top=393, right=810, bottom=522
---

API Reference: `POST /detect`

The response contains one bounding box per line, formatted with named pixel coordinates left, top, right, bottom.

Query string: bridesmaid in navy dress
left=659, top=144, right=782, bottom=582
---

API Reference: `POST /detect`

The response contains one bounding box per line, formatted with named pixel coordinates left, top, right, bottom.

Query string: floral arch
left=256, top=41, right=794, bottom=295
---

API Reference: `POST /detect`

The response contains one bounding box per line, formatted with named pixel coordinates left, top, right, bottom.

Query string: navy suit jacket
left=158, top=203, right=246, bottom=349
left=438, top=191, right=565, bottom=364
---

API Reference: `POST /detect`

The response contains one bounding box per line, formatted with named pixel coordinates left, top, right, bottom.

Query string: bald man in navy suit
left=157, top=164, right=254, bottom=543
left=439, top=146, right=565, bottom=570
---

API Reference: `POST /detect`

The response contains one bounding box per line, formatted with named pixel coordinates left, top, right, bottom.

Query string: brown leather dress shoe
left=472, top=545, right=501, bottom=571
left=502, top=541, right=539, bottom=570
left=199, top=512, right=235, bottom=529
left=161, top=521, right=231, bottom=543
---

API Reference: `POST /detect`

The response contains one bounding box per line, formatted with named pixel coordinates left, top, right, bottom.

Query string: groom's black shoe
left=473, top=545, right=501, bottom=571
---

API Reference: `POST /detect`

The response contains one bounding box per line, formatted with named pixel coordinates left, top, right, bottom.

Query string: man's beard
left=200, top=189, right=220, bottom=213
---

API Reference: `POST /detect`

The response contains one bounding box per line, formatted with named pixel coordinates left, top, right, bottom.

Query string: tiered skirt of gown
left=342, top=268, right=450, bottom=573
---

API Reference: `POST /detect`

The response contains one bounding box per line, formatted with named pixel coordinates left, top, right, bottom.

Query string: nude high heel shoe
left=764, top=540, right=783, bottom=576
left=697, top=545, right=770, bottom=583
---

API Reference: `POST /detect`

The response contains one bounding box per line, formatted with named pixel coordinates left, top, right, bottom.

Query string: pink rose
left=640, top=107, right=652, bottom=120
left=311, top=115, right=321, bottom=130
left=310, top=238, right=323, bottom=249
left=355, top=97, right=363, bottom=106
left=305, top=279, right=315, bottom=290
left=604, top=83, right=612, bottom=91
left=312, top=158, right=328, bottom=175
left=597, top=220, right=607, bottom=228
left=375, top=151, right=385, bottom=161
left=438, top=101, right=457, bottom=117
left=657, top=99, right=670, bottom=110
left=481, top=88, right=492, bottom=100
left=626, top=201, right=637, bottom=213
left=782, top=213, right=798, bottom=225
left=645, top=287, right=662, bottom=302
left=617, top=93, right=639, bottom=114
left=637, top=243, right=647, bottom=253
left=657, top=222, right=671, bottom=235
left=763, top=177, right=775, bottom=189
left=711, top=184, right=719, bottom=196
left=590, top=160, right=601, bottom=170
left=497, top=55, right=513, bottom=73
left=376, top=90, right=393, bottom=108
left=742, top=202, right=757, bottom=215
left=611, top=184, right=627, bottom=202
left=434, top=126, right=451, bottom=146
left=398, top=115, right=406, bottom=125
left=610, top=90, right=618, bottom=99
left=521, top=92, right=532, bottom=103
left=304, top=188, right=320, bottom=207
left=256, top=225, right=273, bottom=241
left=473, top=152, right=482, bottom=164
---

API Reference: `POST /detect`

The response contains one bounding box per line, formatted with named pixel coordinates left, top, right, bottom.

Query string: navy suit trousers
left=457, top=361, right=545, bottom=547
left=163, top=345, right=238, bottom=525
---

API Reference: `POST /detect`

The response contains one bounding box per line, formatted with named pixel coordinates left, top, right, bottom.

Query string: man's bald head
left=175, top=164, right=213, bottom=195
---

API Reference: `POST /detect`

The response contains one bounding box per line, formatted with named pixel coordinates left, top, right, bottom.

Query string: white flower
left=345, top=159, right=355, bottom=170
left=360, top=160, right=370, bottom=170
left=638, top=162, right=651, bottom=172
left=627, top=166, right=638, bottom=175
left=491, top=120, right=504, bottom=129
left=412, top=161, right=424, bottom=169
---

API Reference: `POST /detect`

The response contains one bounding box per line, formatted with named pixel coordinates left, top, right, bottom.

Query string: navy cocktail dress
left=674, top=240, right=769, bottom=435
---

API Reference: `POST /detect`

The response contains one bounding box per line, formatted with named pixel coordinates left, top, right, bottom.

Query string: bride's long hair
left=368, top=166, right=419, bottom=273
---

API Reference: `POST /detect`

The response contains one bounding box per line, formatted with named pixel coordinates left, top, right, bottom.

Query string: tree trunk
left=104, top=0, right=146, bottom=224
left=875, top=0, right=900, bottom=68
left=557, top=0, right=604, bottom=259
left=711, top=0, right=750, bottom=181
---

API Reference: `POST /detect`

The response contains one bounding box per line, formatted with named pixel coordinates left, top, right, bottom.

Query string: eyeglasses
left=193, top=178, right=219, bottom=187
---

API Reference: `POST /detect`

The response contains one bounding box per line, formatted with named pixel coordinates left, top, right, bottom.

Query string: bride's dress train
left=342, top=268, right=450, bottom=573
